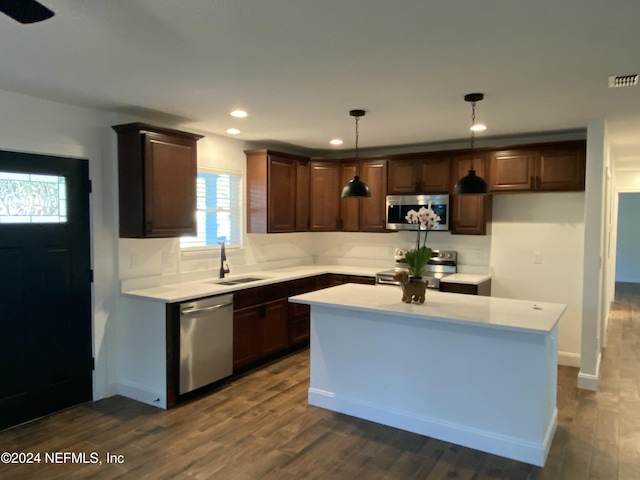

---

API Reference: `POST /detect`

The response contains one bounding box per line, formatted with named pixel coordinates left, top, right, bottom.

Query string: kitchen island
left=289, top=283, right=566, bottom=466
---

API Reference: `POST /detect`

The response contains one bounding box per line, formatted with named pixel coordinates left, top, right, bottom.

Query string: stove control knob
left=447, top=253, right=453, bottom=259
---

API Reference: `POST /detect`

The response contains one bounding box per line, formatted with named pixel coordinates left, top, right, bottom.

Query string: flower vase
left=401, top=276, right=427, bottom=304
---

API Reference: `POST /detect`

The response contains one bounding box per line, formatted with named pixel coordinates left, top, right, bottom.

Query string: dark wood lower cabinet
left=326, top=274, right=376, bottom=286
left=439, top=279, right=491, bottom=296
left=233, top=298, right=289, bottom=371
left=232, top=306, right=264, bottom=370
left=262, top=299, right=289, bottom=355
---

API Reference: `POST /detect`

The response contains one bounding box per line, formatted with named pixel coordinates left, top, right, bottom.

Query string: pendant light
left=341, top=109, right=371, bottom=198
left=453, top=93, right=489, bottom=194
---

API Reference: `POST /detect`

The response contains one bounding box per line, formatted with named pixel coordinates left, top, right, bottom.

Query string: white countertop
left=290, top=283, right=564, bottom=334
left=122, top=265, right=382, bottom=303
left=122, top=265, right=492, bottom=304
left=440, top=273, right=491, bottom=285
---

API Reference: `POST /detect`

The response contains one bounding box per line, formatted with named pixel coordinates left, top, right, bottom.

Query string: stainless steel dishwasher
left=179, top=293, right=233, bottom=395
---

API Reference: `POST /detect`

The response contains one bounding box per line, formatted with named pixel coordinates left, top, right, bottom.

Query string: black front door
left=0, top=150, right=92, bottom=430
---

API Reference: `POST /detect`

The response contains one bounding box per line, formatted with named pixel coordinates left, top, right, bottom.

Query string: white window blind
left=180, top=170, right=242, bottom=249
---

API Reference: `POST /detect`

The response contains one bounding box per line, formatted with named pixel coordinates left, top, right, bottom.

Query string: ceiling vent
left=608, top=74, right=638, bottom=88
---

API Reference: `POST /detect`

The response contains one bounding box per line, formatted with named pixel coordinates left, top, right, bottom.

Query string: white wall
left=490, top=193, right=585, bottom=366
left=615, top=193, right=640, bottom=283
left=0, top=89, right=118, bottom=401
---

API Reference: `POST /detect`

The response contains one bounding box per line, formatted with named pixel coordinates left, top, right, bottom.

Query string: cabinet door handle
left=181, top=302, right=233, bottom=315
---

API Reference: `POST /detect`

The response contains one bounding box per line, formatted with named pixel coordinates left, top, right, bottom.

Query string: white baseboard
left=577, top=352, right=601, bottom=391
left=558, top=351, right=581, bottom=367
left=308, top=388, right=555, bottom=467
left=116, top=381, right=166, bottom=409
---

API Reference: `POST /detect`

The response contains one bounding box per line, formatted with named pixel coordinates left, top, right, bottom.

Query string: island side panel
left=308, top=305, right=558, bottom=466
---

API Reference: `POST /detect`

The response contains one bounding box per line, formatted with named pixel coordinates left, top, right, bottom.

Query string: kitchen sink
left=208, top=276, right=267, bottom=286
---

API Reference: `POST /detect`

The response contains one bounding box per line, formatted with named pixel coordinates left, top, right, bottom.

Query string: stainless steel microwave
left=385, top=194, right=449, bottom=231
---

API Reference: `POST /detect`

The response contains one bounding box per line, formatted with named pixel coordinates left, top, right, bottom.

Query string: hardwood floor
left=2, top=284, right=639, bottom=479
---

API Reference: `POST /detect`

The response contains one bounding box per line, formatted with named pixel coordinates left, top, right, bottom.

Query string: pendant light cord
left=470, top=100, right=476, bottom=170
left=355, top=115, right=360, bottom=162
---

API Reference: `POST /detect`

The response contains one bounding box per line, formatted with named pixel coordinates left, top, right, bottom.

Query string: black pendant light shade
left=341, top=109, right=371, bottom=198
left=453, top=169, right=488, bottom=194
left=0, top=0, right=55, bottom=24
left=454, top=93, right=489, bottom=194
left=341, top=175, right=370, bottom=197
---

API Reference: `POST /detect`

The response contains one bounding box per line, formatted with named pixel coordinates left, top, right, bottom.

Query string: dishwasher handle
left=181, top=302, right=233, bottom=316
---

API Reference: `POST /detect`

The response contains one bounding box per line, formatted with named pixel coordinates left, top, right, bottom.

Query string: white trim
left=197, top=165, right=242, bottom=176
left=308, top=388, right=556, bottom=467
left=577, top=352, right=601, bottom=391
left=558, top=351, right=581, bottom=367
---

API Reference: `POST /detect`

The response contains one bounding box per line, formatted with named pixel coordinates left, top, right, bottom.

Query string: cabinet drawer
left=289, top=276, right=318, bottom=296
left=233, top=283, right=289, bottom=310
left=440, top=283, right=479, bottom=295
left=440, top=280, right=491, bottom=296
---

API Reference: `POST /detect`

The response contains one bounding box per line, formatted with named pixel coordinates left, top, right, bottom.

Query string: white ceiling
left=1, top=0, right=640, bottom=156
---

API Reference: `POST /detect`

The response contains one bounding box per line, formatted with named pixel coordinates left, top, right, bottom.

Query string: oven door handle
left=376, top=278, right=399, bottom=285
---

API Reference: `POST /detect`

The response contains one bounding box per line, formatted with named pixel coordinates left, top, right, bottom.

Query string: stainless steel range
left=375, top=249, right=457, bottom=289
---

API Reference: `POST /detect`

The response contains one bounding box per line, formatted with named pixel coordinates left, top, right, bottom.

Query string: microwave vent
left=608, top=74, right=638, bottom=88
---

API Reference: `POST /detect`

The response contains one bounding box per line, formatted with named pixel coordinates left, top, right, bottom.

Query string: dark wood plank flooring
left=2, top=283, right=639, bottom=479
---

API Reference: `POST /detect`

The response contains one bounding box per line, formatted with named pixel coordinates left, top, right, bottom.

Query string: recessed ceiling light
left=230, top=110, right=248, bottom=118
left=330, top=139, right=343, bottom=145
left=226, top=128, right=241, bottom=135
left=470, top=124, right=487, bottom=132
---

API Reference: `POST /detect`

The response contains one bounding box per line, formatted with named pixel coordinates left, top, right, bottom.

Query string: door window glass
left=0, top=171, right=67, bottom=223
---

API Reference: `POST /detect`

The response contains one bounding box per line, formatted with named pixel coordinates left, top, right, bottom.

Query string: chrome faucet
left=219, top=241, right=230, bottom=278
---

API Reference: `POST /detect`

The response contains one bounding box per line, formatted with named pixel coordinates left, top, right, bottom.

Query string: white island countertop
left=290, top=283, right=565, bottom=334
left=440, top=273, right=491, bottom=285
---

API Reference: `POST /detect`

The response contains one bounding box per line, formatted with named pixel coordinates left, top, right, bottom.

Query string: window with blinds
left=180, top=170, right=242, bottom=249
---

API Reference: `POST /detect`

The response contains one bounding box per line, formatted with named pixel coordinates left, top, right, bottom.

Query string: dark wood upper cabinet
left=268, top=156, right=297, bottom=232
left=112, top=122, right=203, bottom=238
left=387, top=159, right=417, bottom=194
left=244, top=140, right=585, bottom=236
left=358, top=158, right=388, bottom=232
left=489, top=149, right=537, bottom=192
left=245, top=149, right=308, bottom=233
left=489, top=141, right=586, bottom=192
left=295, top=159, right=310, bottom=231
left=309, top=161, right=340, bottom=231
left=537, top=145, right=586, bottom=191
left=417, top=155, right=451, bottom=193
left=339, top=161, right=360, bottom=231
left=388, top=155, right=450, bottom=194
left=450, top=153, right=491, bottom=235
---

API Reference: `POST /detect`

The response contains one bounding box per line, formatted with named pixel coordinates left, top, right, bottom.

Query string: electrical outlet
left=533, top=251, right=542, bottom=264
